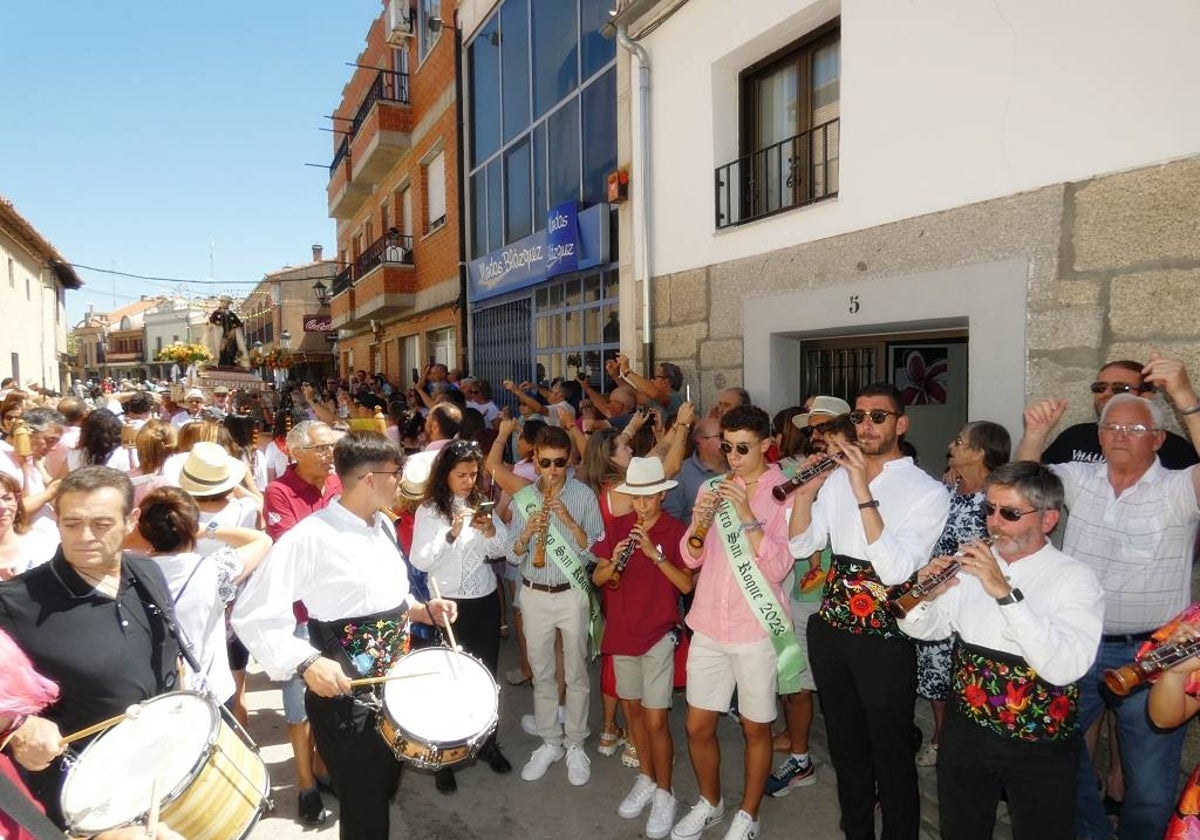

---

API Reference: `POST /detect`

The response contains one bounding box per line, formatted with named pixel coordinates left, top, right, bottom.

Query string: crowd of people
left=1, top=347, right=1199, bottom=840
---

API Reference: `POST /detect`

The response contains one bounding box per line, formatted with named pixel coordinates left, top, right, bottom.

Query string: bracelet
left=296, top=653, right=322, bottom=677
left=1180, top=401, right=1200, bottom=416
left=858, top=499, right=880, bottom=510
left=739, top=520, right=764, bottom=533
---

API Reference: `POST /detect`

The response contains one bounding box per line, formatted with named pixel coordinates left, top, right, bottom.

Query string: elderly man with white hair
left=1016, top=350, right=1200, bottom=840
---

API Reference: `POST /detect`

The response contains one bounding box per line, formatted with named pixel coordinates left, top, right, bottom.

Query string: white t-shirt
left=264, top=441, right=289, bottom=483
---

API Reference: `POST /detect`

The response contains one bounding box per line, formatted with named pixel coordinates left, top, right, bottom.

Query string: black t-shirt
left=1041, top=422, right=1199, bottom=469
left=0, top=550, right=180, bottom=824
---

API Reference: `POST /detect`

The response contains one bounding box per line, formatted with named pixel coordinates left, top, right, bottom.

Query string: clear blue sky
left=0, top=1, right=382, bottom=324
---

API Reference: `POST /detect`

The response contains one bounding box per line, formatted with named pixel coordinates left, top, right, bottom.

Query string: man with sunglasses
left=234, top=431, right=458, bottom=840
left=788, top=382, right=950, bottom=840
left=506, top=426, right=604, bottom=786
left=1017, top=353, right=1200, bottom=840
left=897, top=461, right=1103, bottom=839
left=1041, top=358, right=1198, bottom=469
left=664, top=418, right=727, bottom=524
left=672, top=405, right=795, bottom=840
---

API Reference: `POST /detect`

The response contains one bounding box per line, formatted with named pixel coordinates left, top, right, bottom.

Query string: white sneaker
left=565, top=743, right=591, bottom=786
left=721, top=810, right=759, bottom=840
left=520, top=742, right=565, bottom=781
left=646, top=789, right=677, bottom=840
left=521, top=706, right=565, bottom=737
left=618, top=774, right=656, bottom=819
left=670, top=797, right=725, bottom=840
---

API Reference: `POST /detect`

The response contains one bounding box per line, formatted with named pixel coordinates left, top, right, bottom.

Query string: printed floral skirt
left=1166, top=764, right=1200, bottom=839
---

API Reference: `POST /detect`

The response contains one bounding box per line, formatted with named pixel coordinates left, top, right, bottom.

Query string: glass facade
left=467, top=0, right=616, bottom=259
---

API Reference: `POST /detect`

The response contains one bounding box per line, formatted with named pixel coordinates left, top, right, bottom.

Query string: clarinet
left=1105, top=637, right=1200, bottom=696
left=687, top=472, right=732, bottom=551
left=884, top=537, right=997, bottom=619
left=607, top=516, right=644, bottom=590
left=771, top=456, right=840, bottom=501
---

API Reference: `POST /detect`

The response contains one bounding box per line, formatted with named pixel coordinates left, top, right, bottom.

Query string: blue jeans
left=1075, top=639, right=1188, bottom=840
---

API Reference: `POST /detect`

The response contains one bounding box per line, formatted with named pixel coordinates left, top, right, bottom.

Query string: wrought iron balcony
left=329, top=138, right=349, bottom=176
left=350, top=70, right=410, bottom=136
left=353, top=232, right=415, bottom=279
left=714, top=118, right=839, bottom=229
left=331, top=265, right=353, bottom=297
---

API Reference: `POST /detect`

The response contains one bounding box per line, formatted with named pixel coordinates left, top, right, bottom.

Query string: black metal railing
left=329, top=138, right=349, bottom=176
left=331, top=265, right=353, bottom=297
left=350, top=70, right=410, bottom=136
left=714, top=118, right=839, bottom=229
left=327, top=70, right=410, bottom=172
left=352, top=232, right=415, bottom=280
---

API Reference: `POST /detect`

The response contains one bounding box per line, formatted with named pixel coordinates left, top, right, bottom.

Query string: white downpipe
left=617, top=25, right=654, bottom=373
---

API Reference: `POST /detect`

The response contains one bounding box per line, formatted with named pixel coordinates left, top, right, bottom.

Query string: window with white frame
left=427, top=327, right=455, bottom=368
left=425, top=151, right=446, bottom=232
left=418, top=0, right=442, bottom=64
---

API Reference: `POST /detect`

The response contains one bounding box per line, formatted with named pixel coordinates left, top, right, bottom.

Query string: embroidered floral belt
left=951, top=640, right=1078, bottom=743
left=818, top=554, right=911, bottom=639
left=308, top=606, right=411, bottom=680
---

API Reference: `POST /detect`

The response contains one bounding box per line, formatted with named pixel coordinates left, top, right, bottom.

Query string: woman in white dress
left=0, top=473, right=57, bottom=580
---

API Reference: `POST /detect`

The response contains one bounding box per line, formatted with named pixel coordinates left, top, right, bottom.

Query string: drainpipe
left=454, top=11, right=470, bottom=376
left=617, top=25, right=654, bottom=378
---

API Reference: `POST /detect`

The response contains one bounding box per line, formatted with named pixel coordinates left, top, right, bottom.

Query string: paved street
left=240, top=631, right=1012, bottom=840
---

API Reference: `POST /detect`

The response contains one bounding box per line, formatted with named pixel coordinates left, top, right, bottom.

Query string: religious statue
left=205, top=295, right=249, bottom=369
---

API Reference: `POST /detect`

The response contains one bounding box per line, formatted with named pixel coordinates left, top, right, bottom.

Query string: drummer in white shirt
left=897, top=461, right=1104, bottom=840
left=232, top=431, right=457, bottom=840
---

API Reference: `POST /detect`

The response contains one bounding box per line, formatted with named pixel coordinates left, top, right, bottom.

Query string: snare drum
left=376, top=646, right=499, bottom=769
left=61, top=692, right=270, bottom=840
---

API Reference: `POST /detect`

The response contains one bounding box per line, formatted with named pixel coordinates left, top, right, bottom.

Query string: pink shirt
left=680, top=465, right=794, bottom=644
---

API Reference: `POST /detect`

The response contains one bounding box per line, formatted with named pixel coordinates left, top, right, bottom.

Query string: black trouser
left=938, top=710, right=1078, bottom=840
left=448, top=591, right=501, bottom=752
left=809, top=615, right=919, bottom=840
left=305, top=692, right=401, bottom=840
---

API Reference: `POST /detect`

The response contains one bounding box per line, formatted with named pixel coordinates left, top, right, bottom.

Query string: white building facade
left=611, top=0, right=1200, bottom=471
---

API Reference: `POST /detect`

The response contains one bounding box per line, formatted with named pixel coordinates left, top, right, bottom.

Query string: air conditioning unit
left=387, top=0, right=414, bottom=44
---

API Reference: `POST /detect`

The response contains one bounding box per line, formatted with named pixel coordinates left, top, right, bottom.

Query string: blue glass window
left=531, top=0, right=578, bottom=118
left=505, top=138, right=533, bottom=242
left=470, top=15, right=501, bottom=167
left=580, top=0, right=616, bottom=80
left=581, top=68, right=616, bottom=206
left=501, top=0, right=530, bottom=142
left=547, top=97, right=580, bottom=207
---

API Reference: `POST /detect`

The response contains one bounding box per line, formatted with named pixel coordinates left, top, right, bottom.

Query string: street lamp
left=312, top=279, right=329, bottom=306
left=280, top=329, right=293, bottom=350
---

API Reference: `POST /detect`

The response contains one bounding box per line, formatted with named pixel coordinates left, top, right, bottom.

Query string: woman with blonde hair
left=130, top=420, right=177, bottom=505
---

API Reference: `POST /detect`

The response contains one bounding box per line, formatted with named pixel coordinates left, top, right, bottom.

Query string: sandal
left=621, top=740, right=640, bottom=768
left=598, top=725, right=623, bottom=756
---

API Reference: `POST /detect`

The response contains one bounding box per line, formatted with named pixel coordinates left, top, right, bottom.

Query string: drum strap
left=0, top=772, right=62, bottom=840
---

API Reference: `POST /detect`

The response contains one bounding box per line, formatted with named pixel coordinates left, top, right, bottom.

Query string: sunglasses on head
left=984, top=501, right=1041, bottom=522
left=538, top=456, right=569, bottom=468
left=1089, top=381, right=1144, bottom=395
left=719, top=441, right=754, bottom=455
left=849, top=409, right=900, bottom=425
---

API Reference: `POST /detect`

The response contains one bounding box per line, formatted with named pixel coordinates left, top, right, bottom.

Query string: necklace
left=76, top=568, right=121, bottom=598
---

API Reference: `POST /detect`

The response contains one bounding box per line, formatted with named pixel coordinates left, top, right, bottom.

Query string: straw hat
left=791, top=395, right=851, bottom=430
left=615, top=456, right=678, bottom=496
left=177, top=441, right=247, bottom=498
left=399, top=457, right=431, bottom=501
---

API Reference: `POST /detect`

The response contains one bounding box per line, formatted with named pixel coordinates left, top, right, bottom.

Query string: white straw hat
left=615, top=456, right=678, bottom=496
left=177, top=441, right=246, bottom=498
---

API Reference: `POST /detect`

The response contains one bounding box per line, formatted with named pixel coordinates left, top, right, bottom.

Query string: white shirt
left=411, top=500, right=509, bottom=599
left=472, top=400, right=500, bottom=427
left=404, top=439, right=453, bottom=478
left=0, top=529, right=58, bottom=578
left=898, top=542, right=1105, bottom=686
left=195, top=498, right=258, bottom=557
left=789, top=458, right=950, bottom=586
left=66, top=446, right=135, bottom=474
left=1052, top=459, right=1200, bottom=633
left=264, top=441, right=289, bottom=483
left=231, top=501, right=412, bottom=680
left=153, top=547, right=243, bottom=702
left=0, top=442, right=55, bottom=533
left=171, top=409, right=203, bottom=429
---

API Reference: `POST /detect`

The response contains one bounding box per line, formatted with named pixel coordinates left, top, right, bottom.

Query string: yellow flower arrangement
left=156, top=342, right=212, bottom=364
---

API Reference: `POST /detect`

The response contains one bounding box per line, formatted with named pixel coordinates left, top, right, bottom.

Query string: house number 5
left=848, top=295, right=861, bottom=314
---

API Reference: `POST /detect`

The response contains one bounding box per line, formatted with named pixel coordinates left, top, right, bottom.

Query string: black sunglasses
left=538, top=457, right=569, bottom=468
left=719, top=441, right=753, bottom=455
left=849, top=409, right=900, bottom=425
left=1089, top=381, right=1144, bottom=395
left=984, top=502, right=1041, bottom=522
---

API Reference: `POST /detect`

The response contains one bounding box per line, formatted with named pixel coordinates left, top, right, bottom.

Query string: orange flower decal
left=848, top=593, right=875, bottom=618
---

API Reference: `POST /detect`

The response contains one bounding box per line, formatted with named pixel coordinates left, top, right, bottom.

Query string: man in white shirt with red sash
left=898, top=461, right=1103, bottom=839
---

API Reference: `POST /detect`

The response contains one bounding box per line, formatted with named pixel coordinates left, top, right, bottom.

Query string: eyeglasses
left=984, top=502, right=1041, bottom=522
left=448, top=440, right=482, bottom=454
left=1090, top=381, right=1143, bottom=395
left=720, top=441, right=753, bottom=455
left=367, top=467, right=403, bottom=478
left=298, top=443, right=335, bottom=453
left=537, top=457, right=569, bottom=468
left=1098, top=423, right=1157, bottom=437
left=849, top=409, right=901, bottom=425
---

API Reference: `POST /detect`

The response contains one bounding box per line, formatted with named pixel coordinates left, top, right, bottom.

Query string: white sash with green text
left=702, top=474, right=807, bottom=694
left=513, top=484, right=604, bottom=658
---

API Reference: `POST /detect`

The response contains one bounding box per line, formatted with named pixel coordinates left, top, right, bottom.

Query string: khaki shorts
left=613, top=633, right=675, bottom=709
left=781, top=598, right=820, bottom=693
left=685, top=631, right=778, bottom=723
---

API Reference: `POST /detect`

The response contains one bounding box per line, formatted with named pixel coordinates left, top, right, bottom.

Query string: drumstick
left=61, top=711, right=127, bottom=745
left=146, top=778, right=161, bottom=840
left=425, top=577, right=461, bottom=678
left=348, top=671, right=438, bottom=687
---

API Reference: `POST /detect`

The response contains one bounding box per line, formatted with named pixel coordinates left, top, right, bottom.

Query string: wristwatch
left=205, top=520, right=220, bottom=536
left=995, top=588, right=1024, bottom=606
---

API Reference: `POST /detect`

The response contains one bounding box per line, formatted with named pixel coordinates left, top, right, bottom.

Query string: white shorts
left=685, top=631, right=778, bottom=723
left=613, top=633, right=675, bottom=709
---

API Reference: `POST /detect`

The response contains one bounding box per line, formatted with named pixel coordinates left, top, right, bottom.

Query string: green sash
left=513, top=484, right=604, bottom=658
left=702, top=474, right=807, bottom=693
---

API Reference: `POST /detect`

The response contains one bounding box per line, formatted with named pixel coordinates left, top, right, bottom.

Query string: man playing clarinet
left=897, top=461, right=1104, bottom=839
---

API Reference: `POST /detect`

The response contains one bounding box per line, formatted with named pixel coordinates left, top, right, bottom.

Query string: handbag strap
left=0, top=770, right=62, bottom=840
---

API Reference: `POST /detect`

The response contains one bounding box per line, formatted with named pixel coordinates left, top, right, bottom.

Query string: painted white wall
left=743, top=259, right=1029, bottom=447
left=0, top=233, right=67, bottom=389
left=640, top=0, right=1200, bottom=276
